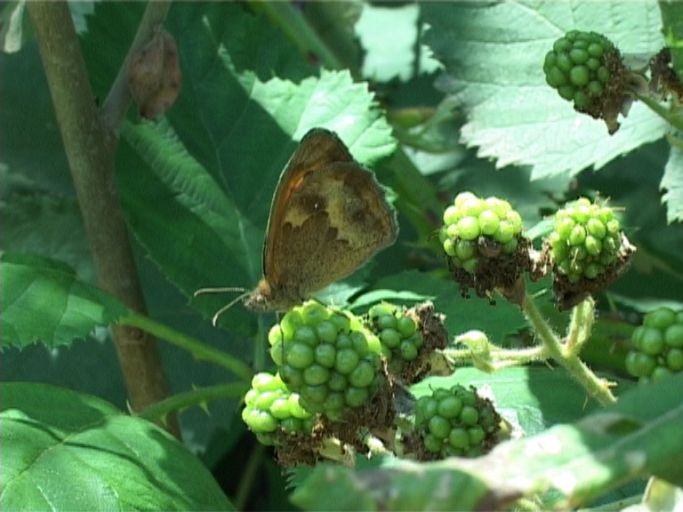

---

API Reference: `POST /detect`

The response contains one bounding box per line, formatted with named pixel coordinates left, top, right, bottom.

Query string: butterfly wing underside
left=262, top=129, right=397, bottom=305
left=262, top=129, right=355, bottom=278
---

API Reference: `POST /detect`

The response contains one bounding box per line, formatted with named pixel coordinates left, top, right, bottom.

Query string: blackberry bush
left=626, top=307, right=683, bottom=382
left=268, top=301, right=383, bottom=420
left=242, top=372, right=316, bottom=446
left=413, top=385, right=500, bottom=459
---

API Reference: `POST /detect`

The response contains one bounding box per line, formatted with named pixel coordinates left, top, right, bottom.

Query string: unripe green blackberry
left=440, top=192, right=531, bottom=300
left=268, top=301, right=382, bottom=420
left=414, top=385, right=500, bottom=459
left=626, top=307, right=683, bottom=382
left=543, top=30, right=629, bottom=133
left=241, top=372, right=316, bottom=446
left=545, top=197, right=635, bottom=309
left=368, top=302, right=423, bottom=365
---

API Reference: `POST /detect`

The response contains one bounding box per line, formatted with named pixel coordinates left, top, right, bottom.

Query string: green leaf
left=245, top=69, right=396, bottom=164
left=422, top=1, right=667, bottom=178
left=0, top=382, right=233, bottom=510
left=0, top=185, right=94, bottom=281
left=0, top=252, right=128, bottom=349
left=355, top=3, right=440, bottom=82
left=661, top=142, right=683, bottom=223
left=106, top=4, right=396, bottom=327
left=293, top=372, right=683, bottom=510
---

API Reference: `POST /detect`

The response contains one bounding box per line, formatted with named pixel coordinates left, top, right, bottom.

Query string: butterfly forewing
left=245, top=127, right=397, bottom=312
left=263, top=129, right=354, bottom=275
left=267, top=161, right=397, bottom=298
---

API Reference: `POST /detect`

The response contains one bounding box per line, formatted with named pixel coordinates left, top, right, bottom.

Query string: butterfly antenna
left=194, top=286, right=247, bottom=297
left=211, top=291, right=251, bottom=326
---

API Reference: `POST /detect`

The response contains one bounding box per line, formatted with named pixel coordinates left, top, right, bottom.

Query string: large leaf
left=292, top=372, right=683, bottom=510
left=0, top=182, right=94, bottom=282
left=0, top=382, right=233, bottom=510
left=106, top=4, right=397, bottom=329
left=0, top=252, right=128, bottom=350
left=422, top=1, right=667, bottom=179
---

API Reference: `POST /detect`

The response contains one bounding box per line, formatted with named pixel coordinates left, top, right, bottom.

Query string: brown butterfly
left=198, top=128, right=398, bottom=321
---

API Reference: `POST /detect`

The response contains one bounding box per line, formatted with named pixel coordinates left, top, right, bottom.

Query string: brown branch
left=27, top=1, right=179, bottom=437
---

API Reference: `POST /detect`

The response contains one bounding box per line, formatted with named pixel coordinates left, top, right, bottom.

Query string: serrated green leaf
left=0, top=382, right=232, bottom=510
left=661, top=143, right=683, bottom=223
left=293, top=372, right=683, bottom=510
left=98, top=5, right=396, bottom=328
left=422, top=1, right=667, bottom=178
left=0, top=252, right=128, bottom=349
left=0, top=186, right=94, bottom=282
left=246, top=69, right=396, bottom=164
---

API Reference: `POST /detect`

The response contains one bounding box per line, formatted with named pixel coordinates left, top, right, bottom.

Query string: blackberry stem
left=636, top=93, right=683, bottom=131
left=522, top=293, right=616, bottom=406
left=566, top=298, right=595, bottom=356
left=443, top=346, right=548, bottom=371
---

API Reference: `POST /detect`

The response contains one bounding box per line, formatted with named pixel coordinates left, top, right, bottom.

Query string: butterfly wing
left=262, top=129, right=355, bottom=278
left=263, top=130, right=397, bottom=302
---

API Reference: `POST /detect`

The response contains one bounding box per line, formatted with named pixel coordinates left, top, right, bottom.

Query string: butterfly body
left=244, top=128, right=397, bottom=312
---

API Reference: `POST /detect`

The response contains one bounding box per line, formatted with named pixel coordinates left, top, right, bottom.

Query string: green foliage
left=0, top=252, right=129, bottom=349
left=2, top=0, right=683, bottom=510
left=292, top=372, right=683, bottom=510
left=421, top=1, right=669, bottom=177
left=0, top=382, right=233, bottom=510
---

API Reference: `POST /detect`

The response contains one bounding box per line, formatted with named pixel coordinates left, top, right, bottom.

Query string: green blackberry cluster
left=242, top=372, right=316, bottom=446
left=439, top=192, right=523, bottom=274
left=543, top=30, right=616, bottom=111
left=367, top=303, right=423, bottom=367
left=268, top=301, right=382, bottom=419
left=414, top=385, right=500, bottom=458
left=626, top=307, right=683, bottom=382
left=547, top=197, right=622, bottom=283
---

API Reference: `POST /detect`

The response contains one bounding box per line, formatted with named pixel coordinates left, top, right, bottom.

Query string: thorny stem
left=137, top=383, right=249, bottom=422
left=443, top=345, right=548, bottom=371
left=27, top=1, right=179, bottom=435
left=566, top=298, right=595, bottom=356
left=522, top=293, right=616, bottom=406
left=121, top=313, right=253, bottom=382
